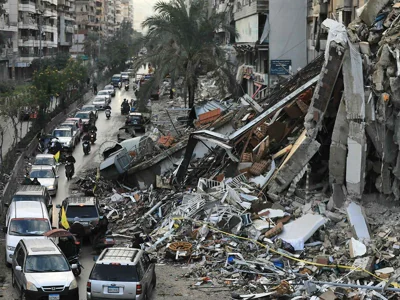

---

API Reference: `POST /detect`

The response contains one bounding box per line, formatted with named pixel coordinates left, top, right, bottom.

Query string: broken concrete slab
left=278, top=214, right=327, bottom=251
left=359, top=0, right=391, bottom=26
left=346, top=202, right=371, bottom=243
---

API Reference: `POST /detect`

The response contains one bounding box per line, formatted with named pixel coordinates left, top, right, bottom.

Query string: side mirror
left=56, top=204, right=61, bottom=209
left=28, top=163, right=32, bottom=166
left=71, top=264, right=78, bottom=269
left=150, top=258, right=157, bottom=264
left=2, top=226, right=7, bottom=234
left=4, top=202, right=9, bottom=207
left=100, top=204, right=105, bottom=208
left=55, top=175, right=59, bottom=178
left=56, top=163, right=61, bottom=166
left=15, top=266, right=22, bottom=272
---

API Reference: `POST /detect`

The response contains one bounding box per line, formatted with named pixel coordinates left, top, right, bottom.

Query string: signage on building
left=15, top=62, right=30, bottom=67
left=270, top=60, right=291, bottom=75
left=242, top=65, right=255, bottom=79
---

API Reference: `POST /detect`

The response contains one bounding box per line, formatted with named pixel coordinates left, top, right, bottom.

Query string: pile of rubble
left=74, top=168, right=400, bottom=299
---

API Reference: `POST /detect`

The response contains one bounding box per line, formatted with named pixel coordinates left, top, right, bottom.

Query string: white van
left=3, top=201, right=52, bottom=267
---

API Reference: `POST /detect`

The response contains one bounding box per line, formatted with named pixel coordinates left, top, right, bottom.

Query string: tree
left=31, top=52, right=71, bottom=71
left=136, top=0, right=237, bottom=108
left=83, top=32, right=100, bottom=59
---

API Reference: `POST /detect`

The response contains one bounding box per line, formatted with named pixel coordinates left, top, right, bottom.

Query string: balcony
left=59, top=41, right=72, bottom=46
left=43, top=8, right=57, bottom=18
left=18, top=21, right=38, bottom=30
left=18, top=38, right=40, bottom=47
left=0, top=21, right=18, bottom=32
left=234, top=0, right=268, bottom=21
left=18, top=3, right=36, bottom=14
left=336, top=0, right=352, bottom=10
left=0, top=48, right=13, bottom=60
left=65, top=25, right=74, bottom=33
left=42, top=24, right=57, bottom=32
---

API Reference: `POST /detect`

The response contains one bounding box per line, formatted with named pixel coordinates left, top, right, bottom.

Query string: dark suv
left=57, top=196, right=102, bottom=235
left=87, top=248, right=156, bottom=300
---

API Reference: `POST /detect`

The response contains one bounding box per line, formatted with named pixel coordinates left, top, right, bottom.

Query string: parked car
left=66, top=117, right=83, bottom=133
left=81, top=104, right=99, bottom=120
left=3, top=201, right=51, bottom=266
left=12, top=239, right=79, bottom=300
left=97, top=90, right=111, bottom=103
left=60, top=122, right=81, bottom=145
left=9, top=185, right=52, bottom=210
left=31, top=154, right=60, bottom=174
left=29, top=165, right=59, bottom=196
left=92, top=97, right=108, bottom=110
left=125, top=112, right=148, bottom=132
left=57, top=196, right=103, bottom=236
left=111, top=74, right=122, bottom=89
left=87, top=248, right=156, bottom=300
left=103, top=84, right=116, bottom=97
left=52, top=127, right=75, bottom=151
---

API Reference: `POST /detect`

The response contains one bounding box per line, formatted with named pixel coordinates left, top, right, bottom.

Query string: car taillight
left=136, top=284, right=142, bottom=295
left=87, top=281, right=91, bottom=292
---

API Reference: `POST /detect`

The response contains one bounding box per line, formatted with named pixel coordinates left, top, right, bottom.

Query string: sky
left=132, top=0, right=159, bottom=32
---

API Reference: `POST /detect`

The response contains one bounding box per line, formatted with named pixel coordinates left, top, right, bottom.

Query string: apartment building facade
left=0, top=0, right=75, bottom=79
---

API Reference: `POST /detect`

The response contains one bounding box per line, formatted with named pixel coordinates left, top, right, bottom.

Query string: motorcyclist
left=91, top=215, right=109, bottom=249
left=49, top=138, right=62, bottom=155
left=69, top=217, right=85, bottom=252
left=88, top=125, right=97, bottom=142
left=65, top=153, right=76, bottom=174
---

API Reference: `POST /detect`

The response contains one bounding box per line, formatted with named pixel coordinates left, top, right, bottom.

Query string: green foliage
left=0, top=80, right=16, bottom=95
left=31, top=52, right=72, bottom=71
left=83, top=32, right=100, bottom=58
left=137, top=0, right=237, bottom=108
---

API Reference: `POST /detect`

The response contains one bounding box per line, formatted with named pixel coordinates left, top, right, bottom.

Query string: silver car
left=29, top=165, right=59, bottom=196
left=104, top=85, right=116, bottom=97
left=81, top=105, right=99, bottom=120
left=60, top=122, right=81, bottom=145
left=96, top=92, right=111, bottom=104
left=12, top=238, right=79, bottom=300
left=31, top=154, right=60, bottom=174
left=87, top=248, right=156, bottom=300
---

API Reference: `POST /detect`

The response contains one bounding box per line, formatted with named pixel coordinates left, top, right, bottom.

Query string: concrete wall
left=269, top=0, right=307, bottom=81
left=235, top=14, right=259, bottom=43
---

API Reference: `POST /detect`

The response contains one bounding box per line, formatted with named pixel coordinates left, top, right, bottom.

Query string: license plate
left=108, top=287, right=119, bottom=293
left=49, top=294, right=60, bottom=300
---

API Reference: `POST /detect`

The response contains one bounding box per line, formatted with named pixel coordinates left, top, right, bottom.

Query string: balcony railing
left=234, top=0, right=268, bottom=21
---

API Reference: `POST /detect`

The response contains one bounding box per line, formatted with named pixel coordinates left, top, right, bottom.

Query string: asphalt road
left=51, top=85, right=133, bottom=299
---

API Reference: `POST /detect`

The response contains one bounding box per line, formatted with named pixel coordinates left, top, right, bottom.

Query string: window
left=9, top=219, right=50, bottom=236
left=25, top=255, right=70, bottom=273
left=90, top=265, right=139, bottom=281
left=16, top=247, right=25, bottom=266
left=66, top=205, right=98, bottom=218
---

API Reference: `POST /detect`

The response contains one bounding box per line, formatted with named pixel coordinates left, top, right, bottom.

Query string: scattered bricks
left=158, top=135, right=175, bottom=148
left=314, top=256, right=329, bottom=266
left=249, top=160, right=270, bottom=176
left=241, top=152, right=253, bottom=162
left=254, top=129, right=265, bottom=140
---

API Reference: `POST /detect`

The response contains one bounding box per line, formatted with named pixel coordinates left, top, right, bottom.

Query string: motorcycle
left=68, top=255, right=84, bottom=277
left=121, top=103, right=130, bottom=115
left=93, top=230, right=115, bottom=254
left=90, top=131, right=96, bottom=144
left=65, top=161, right=74, bottom=180
left=82, top=140, right=91, bottom=155
left=125, top=83, right=129, bottom=91
left=105, top=109, right=111, bottom=120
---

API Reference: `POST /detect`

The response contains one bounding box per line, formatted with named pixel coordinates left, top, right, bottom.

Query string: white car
left=103, top=85, right=116, bottom=97
left=96, top=91, right=111, bottom=103
left=52, top=127, right=75, bottom=151
left=92, top=97, right=108, bottom=110
left=29, top=165, right=59, bottom=196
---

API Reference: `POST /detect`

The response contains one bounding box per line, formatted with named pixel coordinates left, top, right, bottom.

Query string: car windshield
left=30, top=169, right=54, bottom=178
left=34, top=157, right=54, bottom=166
left=61, top=123, right=74, bottom=130
left=90, top=265, right=139, bottom=281
left=25, top=255, right=70, bottom=273
left=12, top=195, right=45, bottom=202
left=66, top=205, right=98, bottom=218
left=53, top=130, right=71, bottom=137
left=82, top=106, right=94, bottom=111
left=75, top=113, right=89, bottom=119
left=9, top=219, right=50, bottom=236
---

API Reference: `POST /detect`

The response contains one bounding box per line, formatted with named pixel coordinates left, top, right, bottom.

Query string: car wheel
left=20, top=290, right=26, bottom=300
left=11, top=270, right=17, bottom=288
